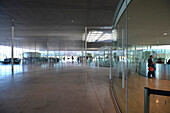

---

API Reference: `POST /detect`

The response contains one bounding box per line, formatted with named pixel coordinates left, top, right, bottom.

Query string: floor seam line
left=85, top=67, right=105, bottom=113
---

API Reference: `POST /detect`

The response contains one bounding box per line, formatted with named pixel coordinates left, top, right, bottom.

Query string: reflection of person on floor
left=148, top=55, right=155, bottom=78
left=72, top=56, right=74, bottom=63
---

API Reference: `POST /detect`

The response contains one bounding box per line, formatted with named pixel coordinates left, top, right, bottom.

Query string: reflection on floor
left=0, top=62, right=74, bottom=76
left=0, top=61, right=98, bottom=76
left=112, top=70, right=170, bottom=113
left=0, top=62, right=115, bottom=113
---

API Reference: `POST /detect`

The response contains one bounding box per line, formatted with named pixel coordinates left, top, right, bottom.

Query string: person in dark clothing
left=72, top=56, right=74, bottom=63
left=148, top=55, right=155, bottom=78
left=156, top=58, right=164, bottom=64
left=167, top=59, right=170, bottom=64
left=77, top=57, right=79, bottom=63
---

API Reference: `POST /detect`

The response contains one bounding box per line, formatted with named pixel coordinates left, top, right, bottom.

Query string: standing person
left=77, top=57, right=79, bottom=63
left=72, top=56, right=74, bottom=63
left=148, top=55, right=155, bottom=78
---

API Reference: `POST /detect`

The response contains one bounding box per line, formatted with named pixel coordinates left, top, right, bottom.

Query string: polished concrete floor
left=0, top=62, right=71, bottom=76
left=0, top=62, right=115, bottom=113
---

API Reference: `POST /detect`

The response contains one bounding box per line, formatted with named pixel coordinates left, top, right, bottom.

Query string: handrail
left=144, top=87, right=170, bottom=113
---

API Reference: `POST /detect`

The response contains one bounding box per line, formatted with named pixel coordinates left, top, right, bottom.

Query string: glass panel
left=111, top=0, right=170, bottom=113
left=99, top=46, right=112, bottom=67
left=111, top=3, right=127, bottom=112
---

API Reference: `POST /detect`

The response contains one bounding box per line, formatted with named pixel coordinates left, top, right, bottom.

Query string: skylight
left=86, top=31, right=103, bottom=42
left=85, top=29, right=117, bottom=42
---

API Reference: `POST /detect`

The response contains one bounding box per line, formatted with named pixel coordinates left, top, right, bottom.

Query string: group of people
left=147, top=55, right=170, bottom=78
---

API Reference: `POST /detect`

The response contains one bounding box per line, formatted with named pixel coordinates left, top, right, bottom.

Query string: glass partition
left=99, top=46, right=112, bottom=67
left=111, top=0, right=170, bottom=113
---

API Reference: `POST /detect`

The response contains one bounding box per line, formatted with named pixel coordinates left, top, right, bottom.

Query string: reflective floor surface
left=0, top=62, right=73, bottom=76
left=0, top=62, right=115, bottom=113
left=112, top=70, right=170, bottom=113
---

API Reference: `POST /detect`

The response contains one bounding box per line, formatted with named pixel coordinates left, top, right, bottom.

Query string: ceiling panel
left=117, top=0, right=170, bottom=45
left=0, top=0, right=118, bottom=50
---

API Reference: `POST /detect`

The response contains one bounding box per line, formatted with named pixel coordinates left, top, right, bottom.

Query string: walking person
left=72, top=56, right=74, bottom=63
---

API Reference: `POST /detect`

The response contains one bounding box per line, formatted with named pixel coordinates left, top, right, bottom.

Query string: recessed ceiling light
left=163, top=32, right=167, bottom=36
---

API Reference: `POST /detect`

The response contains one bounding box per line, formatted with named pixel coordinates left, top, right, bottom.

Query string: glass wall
left=111, top=0, right=170, bottom=113
left=99, top=46, right=112, bottom=67
left=0, top=43, right=99, bottom=75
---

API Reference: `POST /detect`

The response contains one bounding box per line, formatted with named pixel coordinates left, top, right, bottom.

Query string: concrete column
left=11, top=19, right=14, bottom=74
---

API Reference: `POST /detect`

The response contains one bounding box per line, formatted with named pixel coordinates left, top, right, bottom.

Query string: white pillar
left=81, top=41, right=84, bottom=63
left=85, top=27, right=87, bottom=63
left=47, top=42, right=49, bottom=62
left=122, top=29, right=125, bottom=88
left=125, top=0, right=129, bottom=113
left=34, top=42, right=36, bottom=63
left=11, top=19, right=14, bottom=74
left=22, top=45, right=24, bottom=64
left=104, top=50, right=105, bottom=66
left=109, top=47, right=112, bottom=80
